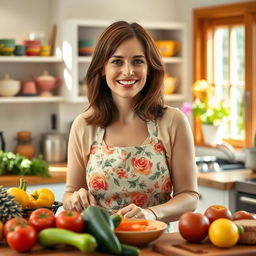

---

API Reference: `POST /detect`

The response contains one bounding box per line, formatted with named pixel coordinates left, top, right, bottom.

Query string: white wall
left=0, top=0, right=252, bottom=152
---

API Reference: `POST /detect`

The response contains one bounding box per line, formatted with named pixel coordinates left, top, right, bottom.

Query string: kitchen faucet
left=216, top=142, right=236, bottom=163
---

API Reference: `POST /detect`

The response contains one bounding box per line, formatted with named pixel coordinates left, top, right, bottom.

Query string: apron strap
left=147, top=120, right=158, bottom=139
left=95, top=126, right=105, bottom=144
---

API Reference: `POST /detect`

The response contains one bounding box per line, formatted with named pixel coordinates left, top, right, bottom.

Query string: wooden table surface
left=1, top=232, right=256, bottom=256
left=1, top=164, right=256, bottom=190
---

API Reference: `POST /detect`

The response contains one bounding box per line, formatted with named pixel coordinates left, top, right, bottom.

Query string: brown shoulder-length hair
left=85, top=20, right=166, bottom=127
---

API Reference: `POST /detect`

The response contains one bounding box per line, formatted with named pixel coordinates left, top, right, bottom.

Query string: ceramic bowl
left=0, top=80, right=21, bottom=97
left=164, top=75, right=177, bottom=94
left=115, top=220, right=167, bottom=246
left=155, top=40, right=180, bottom=57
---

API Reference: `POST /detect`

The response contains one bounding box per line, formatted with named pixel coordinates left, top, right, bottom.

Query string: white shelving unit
left=61, top=19, right=187, bottom=103
left=0, top=56, right=62, bottom=63
left=0, top=56, right=63, bottom=103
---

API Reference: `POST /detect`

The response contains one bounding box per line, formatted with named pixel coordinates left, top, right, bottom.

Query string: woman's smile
left=103, top=37, right=148, bottom=100
left=117, top=79, right=139, bottom=88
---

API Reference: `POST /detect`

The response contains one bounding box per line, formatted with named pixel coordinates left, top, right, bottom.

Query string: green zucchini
left=82, top=206, right=122, bottom=254
left=38, top=228, right=97, bottom=253
left=97, top=243, right=140, bottom=256
left=111, top=213, right=122, bottom=228
left=120, top=244, right=140, bottom=256
left=98, top=207, right=115, bottom=230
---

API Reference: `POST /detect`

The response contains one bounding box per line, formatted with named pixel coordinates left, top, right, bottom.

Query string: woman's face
left=102, top=37, right=149, bottom=101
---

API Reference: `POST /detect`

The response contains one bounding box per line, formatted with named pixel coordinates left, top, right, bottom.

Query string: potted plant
left=182, top=80, right=230, bottom=145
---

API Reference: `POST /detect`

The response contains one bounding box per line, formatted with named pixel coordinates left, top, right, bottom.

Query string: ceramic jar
left=14, top=131, right=36, bottom=159
left=0, top=74, right=21, bottom=97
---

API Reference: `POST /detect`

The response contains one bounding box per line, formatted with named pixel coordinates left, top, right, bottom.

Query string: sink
left=196, top=156, right=245, bottom=173
left=215, top=158, right=245, bottom=170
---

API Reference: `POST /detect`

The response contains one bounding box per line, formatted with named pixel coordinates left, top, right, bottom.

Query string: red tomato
left=204, top=205, right=232, bottom=223
left=6, top=225, right=37, bottom=252
left=178, top=212, right=210, bottom=243
left=56, top=210, right=84, bottom=232
left=3, top=217, right=28, bottom=237
left=28, top=208, right=55, bottom=232
left=232, top=210, right=256, bottom=220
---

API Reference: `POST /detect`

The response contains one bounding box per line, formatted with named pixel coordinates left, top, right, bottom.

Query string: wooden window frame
left=193, top=1, right=256, bottom=148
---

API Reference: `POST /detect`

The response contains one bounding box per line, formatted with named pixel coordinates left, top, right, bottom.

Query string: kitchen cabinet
left=197, top=185, right=236, bottom=213
left=61, top=19, right=187, bottom=103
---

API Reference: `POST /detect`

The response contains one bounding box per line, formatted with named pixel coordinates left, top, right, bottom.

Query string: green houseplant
left=182, top=80, right=230, bottom=145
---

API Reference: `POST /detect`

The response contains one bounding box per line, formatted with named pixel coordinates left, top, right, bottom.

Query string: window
left=193, top=2, right=256, bottom=148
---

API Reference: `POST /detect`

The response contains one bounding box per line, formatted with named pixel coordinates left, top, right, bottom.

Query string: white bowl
left=0, top=81, right=21, bottom=96
left=115, top=220, right=167, bottom=246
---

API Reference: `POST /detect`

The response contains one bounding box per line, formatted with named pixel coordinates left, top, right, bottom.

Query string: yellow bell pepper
left=29, top=188, right=55, bottom=208
left=7, top=178, right=30, bottom=208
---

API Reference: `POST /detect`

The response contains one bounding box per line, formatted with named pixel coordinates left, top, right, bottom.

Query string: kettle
left=41, top=114, right=67, bottom=163
left=0, top=131, right=6, bottom=151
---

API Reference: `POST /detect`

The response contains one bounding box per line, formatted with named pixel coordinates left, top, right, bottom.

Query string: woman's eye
left=134, top=59, right=144, bottom=64
left=111, top=59, right=122, bottom=65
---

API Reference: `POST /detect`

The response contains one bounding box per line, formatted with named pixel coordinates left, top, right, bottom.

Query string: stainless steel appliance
left=235, top=178, right=256, bottom=212
left=196, top=156, right=245, bottom=173
left=41, top=114, right=67, bottom=163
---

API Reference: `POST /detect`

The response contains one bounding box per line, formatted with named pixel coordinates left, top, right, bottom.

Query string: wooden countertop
left=1, top=164, right=256, bottom=190
left=1, top=232, right=256, bottom=256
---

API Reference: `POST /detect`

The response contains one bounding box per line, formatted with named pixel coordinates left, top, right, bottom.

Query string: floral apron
left=86, top=120, right=172, bottom=214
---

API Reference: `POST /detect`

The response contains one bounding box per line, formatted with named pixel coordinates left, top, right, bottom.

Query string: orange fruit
left=209, top=218, right=239, bottom=248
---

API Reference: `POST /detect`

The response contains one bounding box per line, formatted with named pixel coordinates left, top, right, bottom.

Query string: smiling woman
left=63, top=21, right=199, bottom=227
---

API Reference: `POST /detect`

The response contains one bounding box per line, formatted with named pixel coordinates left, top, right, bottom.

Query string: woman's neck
left=113, top=98, right=137, bottom=124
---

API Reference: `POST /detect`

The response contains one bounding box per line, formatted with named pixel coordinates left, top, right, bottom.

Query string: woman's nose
left=122, top=63, right=134, bottom=76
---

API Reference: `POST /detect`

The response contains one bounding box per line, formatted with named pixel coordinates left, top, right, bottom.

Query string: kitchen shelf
left=0, top=56, right=62, bottom=63
left=62, top=19, right=187, bottom=103
left=71, top=94, right=184, bottom=104
left=164, top=94, right=185, bottom=102
left=0, top=96, right=64, bottom=103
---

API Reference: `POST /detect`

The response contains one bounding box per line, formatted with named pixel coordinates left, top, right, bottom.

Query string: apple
left=204, top=205, right=232, bottom=223
left=178, top=212, right=210, bottom=243
left=232, top=210, right=256, bottom=220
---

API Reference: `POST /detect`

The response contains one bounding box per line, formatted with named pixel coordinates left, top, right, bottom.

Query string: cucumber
left=38, top=228, right=97, bottom=253
left=82, top=206, right=122, bottom=254
left=99, top=207, right=115, bottom=230
left=111, top=213, right=122, bottom=229
left=97, top=243, right=140, bottom=256
left=120, top=244, right=140, bottom=256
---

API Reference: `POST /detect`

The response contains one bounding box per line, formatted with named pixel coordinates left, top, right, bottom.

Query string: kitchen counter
left=1, top=232, right=256, bottom=256
left=1, top=164, right=256, bottom=190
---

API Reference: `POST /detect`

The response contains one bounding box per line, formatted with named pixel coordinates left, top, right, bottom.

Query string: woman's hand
left=117, top=203, right=156, bottom=220
left=66, top=188, right=96, bottom=212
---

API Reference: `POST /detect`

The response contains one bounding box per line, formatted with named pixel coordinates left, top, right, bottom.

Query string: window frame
left=193, top=1, right=256, bottom=148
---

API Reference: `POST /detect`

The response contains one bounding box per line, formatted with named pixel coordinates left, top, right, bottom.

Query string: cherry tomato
left=28, top=208, right=55, bottom=232
left=3, top=217, right=28, bottom=237
left=204, top=205, right=232, bottom=223
left=232, top=210, right=256, bottom=220
left=56, top=210, right=84, bottom=232
left=178, top=212, right=210, bottom=243
left=6, top=225, right=37, bottom=252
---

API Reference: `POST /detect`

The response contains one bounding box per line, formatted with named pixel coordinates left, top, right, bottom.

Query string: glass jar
left=14, top=131, right=36, bottom=159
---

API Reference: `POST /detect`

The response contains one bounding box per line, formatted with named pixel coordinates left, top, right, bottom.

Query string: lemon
left=209, top=218, right=239, bottom=248
left=7, top=187, right=30, bottom=208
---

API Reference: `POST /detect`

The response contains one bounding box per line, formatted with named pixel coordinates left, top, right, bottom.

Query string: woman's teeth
left=118, top=80, right=137, bottom=85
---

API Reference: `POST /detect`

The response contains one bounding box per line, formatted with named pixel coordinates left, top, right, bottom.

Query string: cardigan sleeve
left=65, top=113, right=95, bottom=193
left=169, top=108, right=199, bottom=198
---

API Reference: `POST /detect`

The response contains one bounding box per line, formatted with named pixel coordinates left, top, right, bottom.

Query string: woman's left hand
left=117, top=204, right=156, bottom=220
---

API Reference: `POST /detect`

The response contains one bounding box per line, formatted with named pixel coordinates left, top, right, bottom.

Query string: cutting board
left=152, top=233, right=256, bottom=256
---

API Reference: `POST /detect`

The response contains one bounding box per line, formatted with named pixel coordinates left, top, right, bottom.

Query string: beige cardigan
left=65, top=106, right=199, bottom=221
